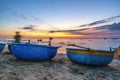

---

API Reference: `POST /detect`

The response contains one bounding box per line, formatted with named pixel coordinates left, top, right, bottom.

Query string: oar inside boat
left=67, top=44, right=95, bottom=51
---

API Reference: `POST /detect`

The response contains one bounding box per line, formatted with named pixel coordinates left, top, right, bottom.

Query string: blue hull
left=10, top=43, right=59, bottom=60
left=66, top=48, right=114, bottom=66
left=0, top=43, right=5, bottom=52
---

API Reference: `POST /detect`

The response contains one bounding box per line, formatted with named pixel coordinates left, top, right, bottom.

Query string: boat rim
left=11, top=43, right=60, bottom=48
left=66, top=48, right=114, bottom=53
left=0, top=43, right=6, bottom=45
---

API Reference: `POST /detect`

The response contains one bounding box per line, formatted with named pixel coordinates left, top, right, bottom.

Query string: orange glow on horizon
left=0, top=29, right=119, bottom=39
left=0, top=30, right=86, bottom=39
left=22, top=32, right=85, bottom=38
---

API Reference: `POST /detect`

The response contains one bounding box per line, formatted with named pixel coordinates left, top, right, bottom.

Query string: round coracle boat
left=66, top=48, right=114, bottom=66
left=10, top=43, right=59, bottom=60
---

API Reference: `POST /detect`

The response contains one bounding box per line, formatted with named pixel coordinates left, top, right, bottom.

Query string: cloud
left=94, top=22, right=120, bottom=31
left=0, top=8, right=45, bottom=24
left=49, top=22, right=120, bottom=36
left=80, top=24, right=88, bottom=27
left=49, top=15, right=120, bottom=38
left=20, top=14, right=28, bottom=20
left=79, top=15, right=120, bottom=27
left=21, top=25, right=37, bottom=31
left=106, top=15, right=120, bottom=21
left=88, top=20, right=107, bottom=26
left=49, top=28, right=90, bottom=35
left=20, top=25, right=50, bottom=33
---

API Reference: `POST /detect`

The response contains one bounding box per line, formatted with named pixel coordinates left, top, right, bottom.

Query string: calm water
left=31, top=38, right=120, bottom=54
left=1, top=38, right=120, bottom=54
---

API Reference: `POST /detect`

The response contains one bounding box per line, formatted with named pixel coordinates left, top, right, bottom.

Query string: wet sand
left=0, top=52, right=120, bottom=80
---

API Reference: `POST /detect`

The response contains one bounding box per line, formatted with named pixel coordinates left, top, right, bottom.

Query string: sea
left=0, top=38, right=120, bottom=54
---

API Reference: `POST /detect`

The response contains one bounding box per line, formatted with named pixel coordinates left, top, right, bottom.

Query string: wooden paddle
left=67, top=44, right=95, bottom=51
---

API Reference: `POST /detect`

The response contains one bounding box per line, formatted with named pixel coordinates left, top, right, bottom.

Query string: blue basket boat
left=0, top=43, right=5, bottom=52
left=10, top=43, right=59, bottom=60
left=66, top=48, right=114, bottom=66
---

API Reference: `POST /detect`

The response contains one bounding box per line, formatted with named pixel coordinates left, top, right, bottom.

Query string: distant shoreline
left=1, top=38, right=120, bottom=40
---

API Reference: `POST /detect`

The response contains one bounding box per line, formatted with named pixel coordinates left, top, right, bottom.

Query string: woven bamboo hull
left=10, top=43, right=59, bottom=60
left=66, top=48, right=114, bottom=66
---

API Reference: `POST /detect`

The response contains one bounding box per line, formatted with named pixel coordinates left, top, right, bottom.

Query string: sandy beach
left=0, top=51, right=120, bottom=80
left=0, top=0, right=120, bottom=79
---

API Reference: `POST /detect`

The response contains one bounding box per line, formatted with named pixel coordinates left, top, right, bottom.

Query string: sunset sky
left=0, top=0, right=120, bottom=39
